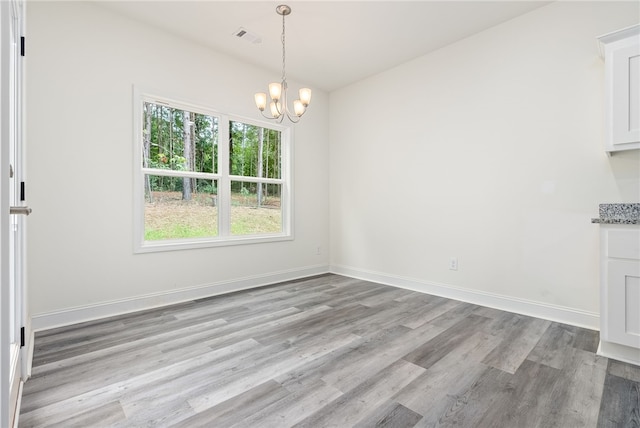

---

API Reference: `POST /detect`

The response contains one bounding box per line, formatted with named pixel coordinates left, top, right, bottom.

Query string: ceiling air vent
left=233, top=27, right=262, bottom=44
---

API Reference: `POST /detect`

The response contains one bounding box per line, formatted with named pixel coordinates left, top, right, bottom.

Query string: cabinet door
left=610, top=44, right=640, bottom=147
left=605, top=259, right=640, bottom=348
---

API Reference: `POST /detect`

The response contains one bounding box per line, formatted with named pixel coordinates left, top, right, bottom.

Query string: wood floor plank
left=32, top=303, right=203, bottom=365
left=319, top=323, right=443, bottom=393
left=200, top=305, right=332, bottom=349
left=539, top=347, right=608, bottom=427
left=229, top=379, right=343, bottom=428
left=23, top=400, right=126, bottom=428
left=352, top=400, right=422, bottom=428
left=251, top=303, right=373, bottom=344
left=22, top=337, right=264, bottom=425
left=292, top=359, right=426, bottom=428
left=32, top=317, right=227, bottom=376
left=18, top=274, right=639, bottom=428
left=597, top=371, right=640, bottom=427
left=187, top=332, right=360, bottom=413
left=356, top=286, right=414, bottom=307
left=481, top=313, right=550, bottom=374
left=22, top=319, right=230, bottom=409
left=467, top=359, right=561, bottom=427
left=349, top=297, right=440, bottom=337
left=117, top=339, right=276, bottom=423
left=172, top=380, right=291, bottom=428
left=526, top=321, right=582, bottom=369
left=608, top=358, right=640, bottom=382
left=412, top=364, right=513, bottom=428
left=403, top=314, right=492, bottom=369
left=277, top=324, right=410, bottom=393
left=400, top=298, right=463, bottom=330
left=572, top=325, right=600, bottom=353
left=394, top=331, right=501, bottom=419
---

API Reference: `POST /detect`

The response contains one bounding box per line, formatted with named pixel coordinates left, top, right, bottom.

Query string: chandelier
left=254, top=4, right=311, bottom=123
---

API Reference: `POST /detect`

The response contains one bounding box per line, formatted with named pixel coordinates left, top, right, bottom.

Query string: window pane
left=230, top=181, right=282, bottom=236
left=229, top=121, right=281, bottom=179
left=143, top=102, right=218, bottom=174
left=144, top=175, right=218, bottom=240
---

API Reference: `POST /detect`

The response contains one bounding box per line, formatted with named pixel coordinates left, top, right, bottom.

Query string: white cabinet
left=605, top=259, right=640, bottom=347
left=598, top=25, right=640, bottom=153
left=599, top=225, right=640, bottom=364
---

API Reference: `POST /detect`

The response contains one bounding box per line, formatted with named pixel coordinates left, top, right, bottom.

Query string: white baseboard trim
left=597, top=340, right=640, bottom=366
left=330, top=264, right=600, bottom=330
left=11, top=380, right=23, bottom=428
left=25, top=330, right=34, bottom=379
left=31, top=264, right=330, bottom=332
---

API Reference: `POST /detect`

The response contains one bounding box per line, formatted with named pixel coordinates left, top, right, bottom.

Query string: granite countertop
left=591, top=203, right=640, bottom=224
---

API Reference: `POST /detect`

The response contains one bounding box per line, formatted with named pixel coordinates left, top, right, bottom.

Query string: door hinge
left=20, top=181, right=25, bottom=201
left=20, top=37, right=25, bottom=56
left=20, top=327, right=25, bottom=347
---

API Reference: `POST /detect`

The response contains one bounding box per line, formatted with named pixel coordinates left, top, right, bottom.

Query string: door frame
left=1, top=0, right=27, bottom=426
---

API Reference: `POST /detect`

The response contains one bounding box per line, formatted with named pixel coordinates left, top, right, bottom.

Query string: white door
left=1, top=0, right=27, bottom=426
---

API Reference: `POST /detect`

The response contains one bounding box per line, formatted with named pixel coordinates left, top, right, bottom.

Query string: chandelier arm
left=260, top=109, right=286, bottom=124
left=284, top=111, right=300, bottom=123
left=258, top=110, right=275, bottom=120
left=280, top=83, right=307, bottom=122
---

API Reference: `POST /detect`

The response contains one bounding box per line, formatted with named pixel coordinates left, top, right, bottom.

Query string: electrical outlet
left=316, top=246, right=321, bottom=255
left=449, top=257, right=458, bottom=271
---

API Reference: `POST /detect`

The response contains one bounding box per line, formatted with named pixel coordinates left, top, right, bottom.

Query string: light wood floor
left=19, top=274, right=640, bottom=427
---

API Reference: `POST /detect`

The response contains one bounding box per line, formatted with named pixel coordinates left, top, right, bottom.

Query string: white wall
left=329, top=1, right=640, bottom=328
left=26, top=1, right=640, bottom=331
left=26, top=2, right=330, bottom=327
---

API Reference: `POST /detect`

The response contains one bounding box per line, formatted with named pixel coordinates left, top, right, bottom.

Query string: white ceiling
left=98, top=1, right=552, bottom=92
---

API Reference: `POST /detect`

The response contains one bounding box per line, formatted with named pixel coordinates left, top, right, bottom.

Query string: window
left=134, top=90, right=292, bottom=252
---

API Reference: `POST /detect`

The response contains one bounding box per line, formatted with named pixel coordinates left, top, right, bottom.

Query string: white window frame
left=133, top=87, right=293, bottom=253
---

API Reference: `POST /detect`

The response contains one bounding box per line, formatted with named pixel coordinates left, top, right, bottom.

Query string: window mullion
left=281, top=128, right=292, bottom=235
left=228, top=175, right=283, bottom=185
left=141, top=168, right=220, bottom=180
left=218, top=117, right=231, bottom=237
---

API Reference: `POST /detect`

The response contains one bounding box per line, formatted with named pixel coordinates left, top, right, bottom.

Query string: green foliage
left=230, top=209, right=281, bottom=235
left=229, top=120, right=281, bottom=180
left=144, top=190, right=281, bottom=240
left=143, top=102, right=218, bottom=192
left=144, top=103, right=280, bottom=195
left=148, top=175, right=182, bottom=193
left=146, top=177, right=217, bottom=198
left=149, top=153, right=187, bottom=170
left=145, top=224, right=215, bottom=241
left=197, top=181, right=216, bottom=194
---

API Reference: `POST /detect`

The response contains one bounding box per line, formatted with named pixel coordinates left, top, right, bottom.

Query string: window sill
left=134, top=233, right=294, bottom=254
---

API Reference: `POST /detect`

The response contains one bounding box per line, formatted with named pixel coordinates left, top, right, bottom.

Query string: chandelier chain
left=281, top=11, right=286, bottom=83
